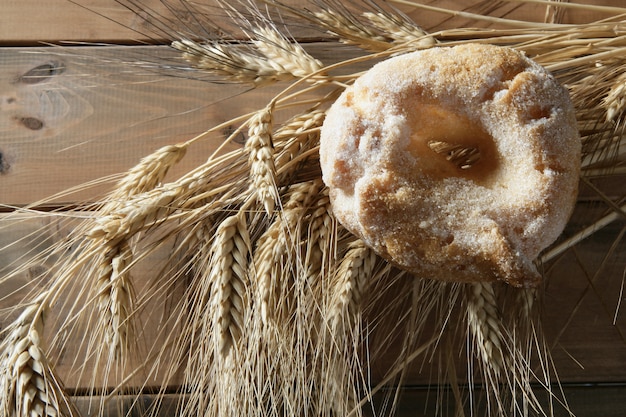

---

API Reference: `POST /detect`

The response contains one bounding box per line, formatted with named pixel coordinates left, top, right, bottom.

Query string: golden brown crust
left=319, top=43, right=581, bottom=287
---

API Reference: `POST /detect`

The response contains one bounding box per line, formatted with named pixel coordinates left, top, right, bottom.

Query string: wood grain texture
left=66, top=385, right=626, bottom=417
left=3, top=0, right=625, bottom=44
left=0, top=44, right=364, bottom=205
left=1, top=200, right=624, bottom=388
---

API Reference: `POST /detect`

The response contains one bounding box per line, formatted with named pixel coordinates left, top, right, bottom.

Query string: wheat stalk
left=252, top=26, right=324, bottom=78
left=94, top=240, right=135, bottom=361
left=0, top=294, right=76, bottom=417
left=254, top=180, right=322, bottom=325
left=362, top=11, right=436, bottom=48
left=326, top=239, right=377, bottom=335
left=246, top=106, right=279, bottom=216
left=172, top=23, right=322, bottom=85
left=208, top=213, right=251, bottom=359
left=467, top=282, right=506, bottom=376
left=108, top=143, right=188, bottom=202
left=87, top=187, right=179, bottom=241
left=603, top=71, right=626, bottom=123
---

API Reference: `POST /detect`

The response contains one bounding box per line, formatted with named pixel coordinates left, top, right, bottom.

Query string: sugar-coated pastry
left=319, top=43, right=580, bottom=287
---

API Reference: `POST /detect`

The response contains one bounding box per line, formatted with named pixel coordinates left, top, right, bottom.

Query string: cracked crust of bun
left=319, top=43, right=581, bottom=287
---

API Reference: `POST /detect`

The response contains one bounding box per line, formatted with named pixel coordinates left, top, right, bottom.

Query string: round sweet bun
left=319, top=43, right=580, bottom=287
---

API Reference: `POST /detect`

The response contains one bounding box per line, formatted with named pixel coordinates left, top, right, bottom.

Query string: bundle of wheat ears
left=1, top=0, right=625, bottom=416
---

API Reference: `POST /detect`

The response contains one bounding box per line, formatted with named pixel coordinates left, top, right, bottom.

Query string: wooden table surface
left=1, top=1, right=625, bottom=416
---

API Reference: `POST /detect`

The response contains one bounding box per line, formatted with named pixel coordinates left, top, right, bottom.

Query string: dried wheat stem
left=541, top=202, right=626, bottom=262
left=327, top=239, right=376, bottom=334
left=389, top=0, right=564, bottom=28
left=0, top=294, right=75, bottom=417
left=95, top=240, right=135, bottom=360
left=467, top=282, right=505, bottom=375
left=209, top=213, right=251, bottom=358
left=509, top=0, right=626, bottom=15
left=252, top=26, right=324, bottom=78
left=246, top=107, right=279, bottom=216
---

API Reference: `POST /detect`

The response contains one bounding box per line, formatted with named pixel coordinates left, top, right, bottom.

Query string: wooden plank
left=0, top=210, right=188, bottom=388
left=1, top=200, right=624, bottom=388
left=0, top=0, right=319, bottom=45
left=378, top=383, right=626, bottom=417
left=66, top=384, right=626, bottom=417
left=0, top=44, right=365, bottom=206
left=3, top=0, right=626, bottom=45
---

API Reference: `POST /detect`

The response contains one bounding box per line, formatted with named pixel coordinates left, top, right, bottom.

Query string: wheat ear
left=327, top=239, right=376, bottom=334
left=246, top=107, right=279, bottom=216
left=209, top=213, right=251, bottom=358
left=254, top=180, right=321, bottom=325
left=0, top=294, right=76, bottom=417
left=252, top=26, right=324, bottom=78
left=603, top=71, right=626, bottom=123
left=94, top=240, right=135, bottom=360
left=304, top=185, right=334, bottom=281
left=467, top=282, right=506, bottom=375
left=312, top=7, right=390, bottom=51
left=87, top=187, right=179, bottom=241
left=362, top=11, right=435, bottom=48
left=172, top=25, right=322, bottom=86
left=274, top=109, right=326, bottom=182
left=109, top=143, right=188, bottom=201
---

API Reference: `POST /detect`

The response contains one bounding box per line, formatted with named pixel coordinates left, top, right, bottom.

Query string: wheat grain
left=246, top=107, right=279, bottom=216
left=0, top=295, right=75, bottom=417
left=467, top=282, right=506, bottom=375
left=209, top=213, right=251, bottom=358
